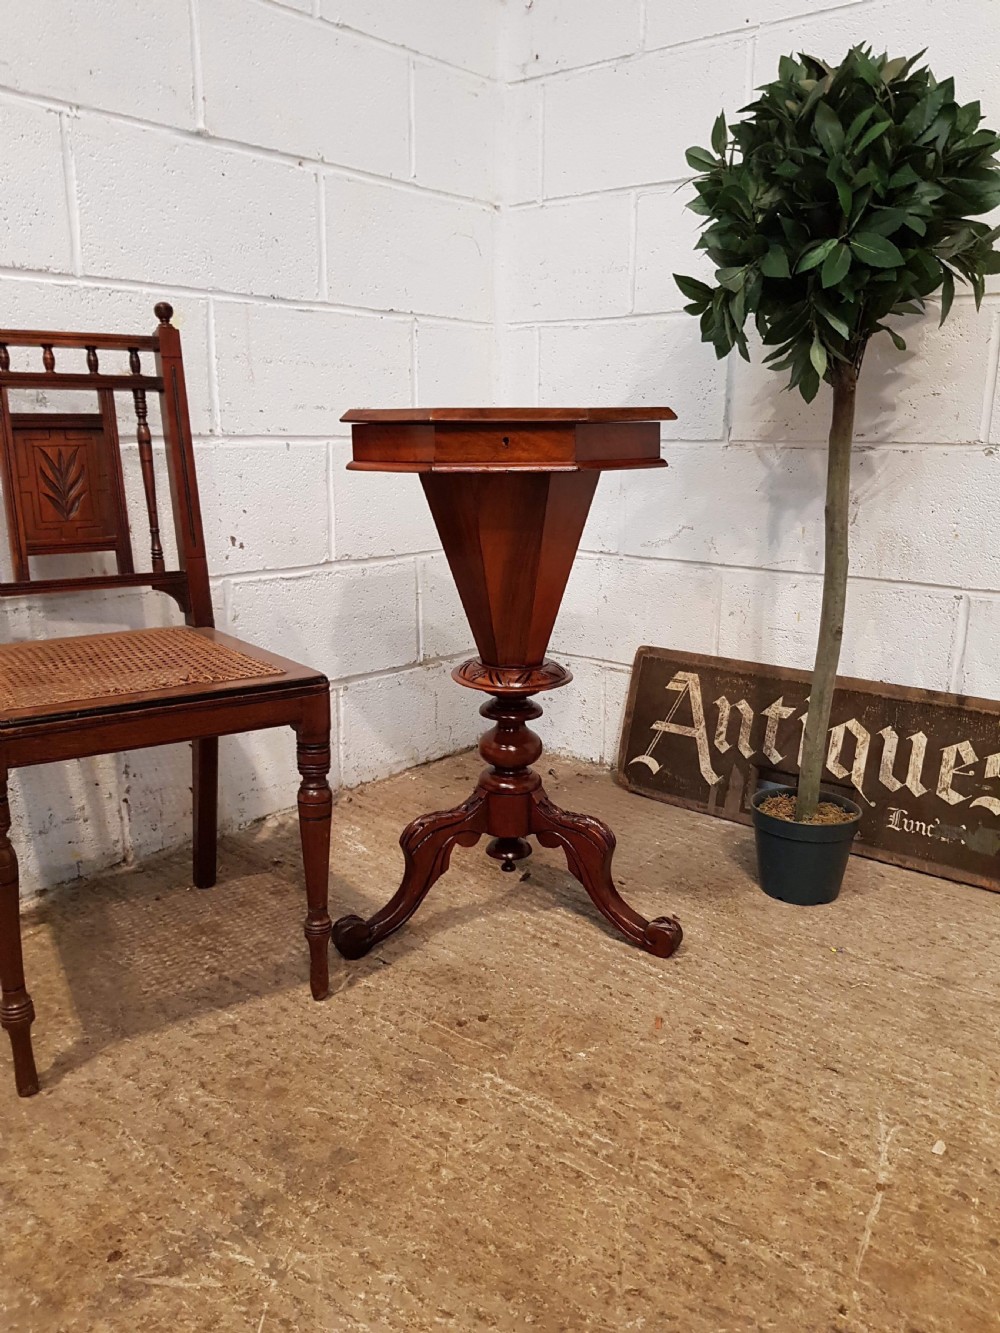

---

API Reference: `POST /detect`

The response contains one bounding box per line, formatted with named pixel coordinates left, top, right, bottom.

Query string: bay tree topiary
left=675, top=47, right=1000, bottom=821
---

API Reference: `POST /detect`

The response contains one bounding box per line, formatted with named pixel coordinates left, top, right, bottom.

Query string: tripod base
left=332, top=686, right=682, bottom=961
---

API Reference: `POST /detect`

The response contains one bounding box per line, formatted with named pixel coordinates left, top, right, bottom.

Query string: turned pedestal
left=332, top=408, right=683, bottom=961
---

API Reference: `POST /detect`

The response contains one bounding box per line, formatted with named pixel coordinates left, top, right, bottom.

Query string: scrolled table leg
left=332, top=793, right=488, bottom=959
left=531, top=789, right=683, bottom=958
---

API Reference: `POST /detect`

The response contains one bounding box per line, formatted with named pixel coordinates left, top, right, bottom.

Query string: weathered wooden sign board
left=617, top=646, right=1000, bottom=892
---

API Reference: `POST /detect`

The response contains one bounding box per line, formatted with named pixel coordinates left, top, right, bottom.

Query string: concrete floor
left=1, top=751, right=998, bottom=1332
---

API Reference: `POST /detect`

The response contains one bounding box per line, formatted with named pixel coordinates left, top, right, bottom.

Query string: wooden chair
left=0, top=303, right=333, bottom=1097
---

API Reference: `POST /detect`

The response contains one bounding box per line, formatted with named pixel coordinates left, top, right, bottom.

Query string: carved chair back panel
left=0, top=306, right=213, bottom=626
left=6, top=400, right=133, bottom=575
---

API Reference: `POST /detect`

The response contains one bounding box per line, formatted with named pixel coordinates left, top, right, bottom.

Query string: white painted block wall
left=1, top=0, right=498, bottom=891
left=497, top=0, right=1000, bottom=768
left=4, top=0, right=1000, bottom=893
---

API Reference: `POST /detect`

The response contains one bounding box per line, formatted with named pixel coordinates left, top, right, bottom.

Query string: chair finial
left=154, top=302, right=174, bottom=326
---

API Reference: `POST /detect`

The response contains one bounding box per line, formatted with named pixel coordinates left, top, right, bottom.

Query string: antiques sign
left=617, top=647, right=1000, bottom=892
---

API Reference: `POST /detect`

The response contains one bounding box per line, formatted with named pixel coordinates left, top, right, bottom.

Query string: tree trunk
left=796, top=363, right=858, bottom=821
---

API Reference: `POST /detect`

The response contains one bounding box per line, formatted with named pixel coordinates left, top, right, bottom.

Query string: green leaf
left=813, top=100, right=845, bottom=155
left=845, top=105, right=876, bottom=146
left=938, top=266, right=955, bottom=325
left=850, top=232, right=905, bottom=267
left=674, top=273, right=714, bottom=303
left=881, top=56, right=908, bottom=83
left=799, top=367, right=821, bottom=402
left=760, top=245, right=791, bottom=278
left=711, top=112, right=728, bottom=157
left=685, top=146, right=718, bottom=172
left=815, top=301, right=851, bottom=338
left=821, top=241, right=851, bottom=288
left=716, top=265, right=747, bottom=291
left=889, top=163, right=921, bottom=189
left=865, top=208, right=908, bottom=236
left=853, top=119, right=891, bottom=153
left=878, top=324, right=907, bottom=351
left=828, top=158, right=853, bottom=215
left=810, top=336, right=828, bottom=378
left=796, top=237, right=838, bottom=272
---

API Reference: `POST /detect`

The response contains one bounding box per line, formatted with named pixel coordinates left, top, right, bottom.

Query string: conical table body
left=333, top=408, right=684, bottom=960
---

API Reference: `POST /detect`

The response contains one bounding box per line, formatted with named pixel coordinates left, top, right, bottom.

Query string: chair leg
left=192, top=737, right=219, bottom=889
left=0, top=771, right=38, bottom=1097
left=295, top=701, right=333, bottom=1001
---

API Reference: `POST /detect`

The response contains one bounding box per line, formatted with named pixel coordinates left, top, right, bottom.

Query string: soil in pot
left=757, top=792, right=856, bottom=825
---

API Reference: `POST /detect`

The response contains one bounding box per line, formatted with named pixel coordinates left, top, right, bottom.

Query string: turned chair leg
left=0, top=770, right=38, bottom=1097
left=192, top=737, right=219, bottom=889
left=295, top=704, right=333, bottom=1000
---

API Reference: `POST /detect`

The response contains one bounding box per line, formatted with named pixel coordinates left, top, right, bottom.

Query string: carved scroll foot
left=531, top=790, right=682, bottom=958
left=332, top=793, right=488, bottom=959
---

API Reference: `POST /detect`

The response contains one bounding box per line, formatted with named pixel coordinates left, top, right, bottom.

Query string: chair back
left=0, top=303, right=213, bottom=625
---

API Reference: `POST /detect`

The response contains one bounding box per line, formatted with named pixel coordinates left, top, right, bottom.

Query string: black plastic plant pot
left=750, top=784, right=862, bottom=906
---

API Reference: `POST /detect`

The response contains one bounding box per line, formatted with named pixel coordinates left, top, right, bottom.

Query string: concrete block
left=732, top=305, right=994, bottom=445
left=960, top=598, right=1000, bottom=699
left=537, top=318, right=727, bottom=440
left=719, top=568, right=960, bottom=690
left=646, top=0, right=865, bottom=52
left=338, top=661, right=480, bottom=786
left=331, top=440, right=439, bottom=559
left=218, top=726, right=336, bottom=830
left=213, top=301, right=411, bottom=436
left=197, top=442, right=330, bottom=574
left=634, top=187, right=713, bottom=315
left=74, top=118, right=319, bottom=298
left=848, top=448, right=1000, bottom=590
left=497, top=81, right=542, bottom=205
left=0, top=2, right=194, bottom=126
left=495, top=326, right=539, bottom=403
left=622, top=444, right=827, bottom=573
left=0, top=100, right=72, bottom=273
left=505, top=0, right=641, bottom=79
left=325, top=176, right=493, bottom=320
left=413, top=64, right=496, bottom=200
left=319, top=0, right=497, bottom=77
left=201, top=0, right=409, bottom=177
left=540, top=655, right=605, bottom=762
left=603, top=664, right=632, bottom=765
left=581, top=471, right=626, bottom=554
left=10, top=757, right=124, bottom=894
left=502, top=198, right=632, bottom=323
left=552, top=555, right=720, bottom=664
left=228, top=561, right=418, bottom=681
left=989, top=315, right=1000, bottom=444
left=543, top=40, right=746, bottom=195
left=418, top=553, right=473, bottom=660
left=623, top=441, right=1000, bottom=592
left=415, top=321, right=494, bottom=405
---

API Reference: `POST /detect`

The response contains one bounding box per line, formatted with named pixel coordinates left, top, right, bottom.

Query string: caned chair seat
left=0, top=626, right=286, bottom=716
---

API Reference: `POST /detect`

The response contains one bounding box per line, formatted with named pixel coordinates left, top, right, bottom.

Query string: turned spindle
left=131, top=355, right=165, bottom=574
